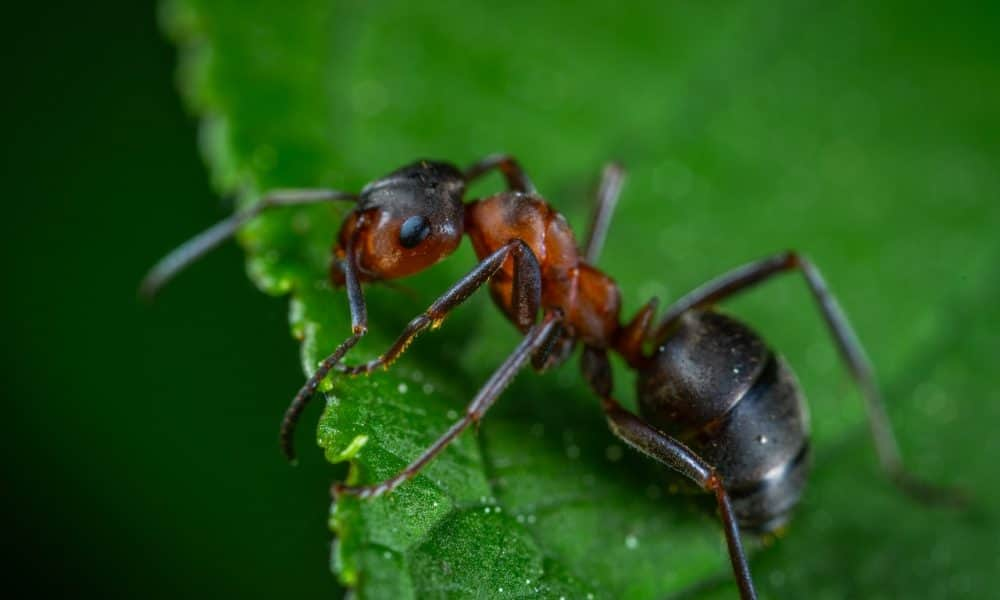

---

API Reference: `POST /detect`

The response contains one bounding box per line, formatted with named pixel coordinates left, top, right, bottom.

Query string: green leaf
left=164, top=1, right=1000, bottom=598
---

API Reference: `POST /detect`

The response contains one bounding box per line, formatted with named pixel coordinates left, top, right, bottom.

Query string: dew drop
left=625, top=534, right=639, bottom=549
left=756, top=435, right=769, bottom=444
left=397, top=382, right=408, bottom=394
left=447, top=409, right=458, bottom=420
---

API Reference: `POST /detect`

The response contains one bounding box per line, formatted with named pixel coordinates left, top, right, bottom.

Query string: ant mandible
left=143, top=155, right=962, bottom=600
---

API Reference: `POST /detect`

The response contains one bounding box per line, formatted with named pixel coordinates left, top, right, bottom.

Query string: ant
left=143, top=155, right=963, bottom=599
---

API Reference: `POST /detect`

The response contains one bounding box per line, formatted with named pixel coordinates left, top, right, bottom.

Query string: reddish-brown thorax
left=465, top=192, right=646, bottom=363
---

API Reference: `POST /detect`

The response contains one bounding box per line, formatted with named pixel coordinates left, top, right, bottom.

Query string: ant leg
left=614, top=297, right=659, bottom=369
left=603, top=396, right=758, bottom=600
left=338, top=239, right=541, bottom=377
left=334, top=311, right=563, bottom=499
left=463, top=154, right=536, bottom=193
left=530, top=327, right=572, bottom=371
left=581, top=347, right=758, bottom=600
left=280, top=230, right=368, bottom=462
left=582, top=162, right=626, bottom=265
left=652, top=251, right=965, bottom=507
left=140, top=188, right=357, bottom=298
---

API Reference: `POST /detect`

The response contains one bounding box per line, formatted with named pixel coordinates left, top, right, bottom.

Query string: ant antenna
left=140, top=188, right=357, bottom=299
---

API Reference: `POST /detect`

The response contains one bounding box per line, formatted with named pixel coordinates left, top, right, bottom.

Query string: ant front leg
left=581, top=347, right=758, bottom=600
left=284, top=238, right=541, bottom=460
left=280, top=229, right=369, bottom=461
left=338, top=238, right=541, bottom=377
left=334, top=310, right=562, bottom=499
left=652, top=251, right=966, bottom=507
left=463, top=154, right=536, bottom=193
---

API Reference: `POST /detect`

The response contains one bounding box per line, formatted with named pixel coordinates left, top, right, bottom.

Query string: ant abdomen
left=637, top=310, right=811, bottom=532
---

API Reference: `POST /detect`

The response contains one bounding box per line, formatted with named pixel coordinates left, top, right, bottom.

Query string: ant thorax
left=465, top=192, right=622, bottom=347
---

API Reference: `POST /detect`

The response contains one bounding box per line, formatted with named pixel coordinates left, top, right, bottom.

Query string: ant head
left=334, top=160, right=466, bottom=283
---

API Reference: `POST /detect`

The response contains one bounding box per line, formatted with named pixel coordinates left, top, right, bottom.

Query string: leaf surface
left=164, top=1, right=1000, bottom=597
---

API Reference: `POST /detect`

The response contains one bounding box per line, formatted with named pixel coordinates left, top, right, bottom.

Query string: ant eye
left=399, top=215, right=431, bottom=248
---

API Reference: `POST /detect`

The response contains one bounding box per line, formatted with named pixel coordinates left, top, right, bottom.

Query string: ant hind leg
left=581, top=346, right=758, bottom=600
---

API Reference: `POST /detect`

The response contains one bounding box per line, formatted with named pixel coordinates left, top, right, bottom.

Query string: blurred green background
left=3, top=1, right=334, bottom=597
left=3, top=1, right=999, bottom=599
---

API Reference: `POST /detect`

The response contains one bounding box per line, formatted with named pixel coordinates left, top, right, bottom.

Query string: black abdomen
left=637, top=310, right=811, bottom=532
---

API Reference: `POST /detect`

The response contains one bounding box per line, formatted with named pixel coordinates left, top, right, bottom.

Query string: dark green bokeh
left=3, top=2, right=334, bottom=597
left=3, top=1, right=999, bottom=599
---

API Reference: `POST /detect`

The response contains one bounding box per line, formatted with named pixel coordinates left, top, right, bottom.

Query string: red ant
left=143, top=155, right=963, bottom=599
